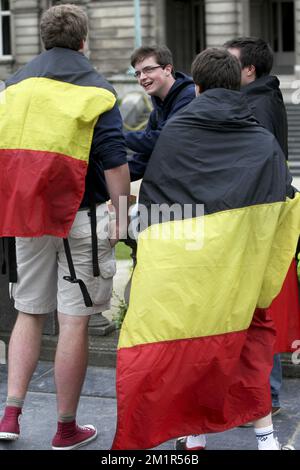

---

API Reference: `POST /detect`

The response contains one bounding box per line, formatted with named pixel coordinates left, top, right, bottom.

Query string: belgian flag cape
left=112, top=89, right=300, bottom=449
left=0, top=47, right=116, bottom=238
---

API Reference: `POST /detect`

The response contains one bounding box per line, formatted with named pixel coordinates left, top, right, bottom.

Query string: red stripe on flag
left=0, top=149, right=87, bottom=237
left=112, top=309, right=275, bottom=450
left=268, top=259, right=300, bottom=353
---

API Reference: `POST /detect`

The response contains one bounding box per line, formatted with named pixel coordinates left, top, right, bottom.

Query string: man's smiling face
left=134, top=55, right=174, bottom=100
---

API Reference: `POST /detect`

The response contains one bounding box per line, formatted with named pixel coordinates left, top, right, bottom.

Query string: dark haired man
left=225, top=36, right=300, bottom=425
left=112, top=48, right=298, bottom=451
left=125, top=45, right=195, bottom=181
left=0, top=4, right=130, bottom=450
left=224, top=37, right=288, bottom=157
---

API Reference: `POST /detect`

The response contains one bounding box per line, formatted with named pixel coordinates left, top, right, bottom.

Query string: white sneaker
left=276, top=437, right=295, bottom=450
left=280, top=444, right=295, bottom=450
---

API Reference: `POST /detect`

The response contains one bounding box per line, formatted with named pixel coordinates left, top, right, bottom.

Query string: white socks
left=186, top=434, right=207, bottom=449
left=255, top=425, right=279, bottom=450
left=183, top=428, right=282, bottom=450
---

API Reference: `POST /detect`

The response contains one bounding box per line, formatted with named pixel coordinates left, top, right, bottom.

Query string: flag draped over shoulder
left=0, top=47, right=116, bottom=238
left=112, top=89, right=300, bottom=450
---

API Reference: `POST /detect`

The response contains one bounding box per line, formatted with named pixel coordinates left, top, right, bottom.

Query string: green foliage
left=112, top=292, right=128, bottom=329
left=115, top=242, right=132, bottom=260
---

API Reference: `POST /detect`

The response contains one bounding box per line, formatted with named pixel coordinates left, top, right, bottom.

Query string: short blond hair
left=40, top=4, right=88, bottom=51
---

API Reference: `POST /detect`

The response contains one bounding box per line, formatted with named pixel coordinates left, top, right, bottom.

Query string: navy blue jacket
left=81, top=103, right=127, bottom=207
left=125, top=72, right=195, bottom=181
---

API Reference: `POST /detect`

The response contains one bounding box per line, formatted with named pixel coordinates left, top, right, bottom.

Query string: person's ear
left=165, top=64, right=173, bottom=77
left=195, top=84, right=202, bottom=96
left=247, top=64, right=256, bottom=78
left=79, top=39, right=85, bottom=51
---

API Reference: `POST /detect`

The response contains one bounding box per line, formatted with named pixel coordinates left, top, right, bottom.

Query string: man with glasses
left=112, top=47, right=298, bottom=452
left=125, top=45, right=195, bottom=181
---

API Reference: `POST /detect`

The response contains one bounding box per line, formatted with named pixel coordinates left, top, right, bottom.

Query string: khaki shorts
left=11, top=204, right=116, bottom=316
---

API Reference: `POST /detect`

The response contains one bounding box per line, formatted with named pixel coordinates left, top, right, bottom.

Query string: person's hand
left=109, top=236, right=119, bottom=248
left=108, top=214, right=118, bottom=247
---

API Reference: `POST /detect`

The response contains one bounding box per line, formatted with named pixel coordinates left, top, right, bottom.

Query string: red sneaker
left=52, top=420, right=97, bottom=450
left=0, top=406, right=22, bottom=441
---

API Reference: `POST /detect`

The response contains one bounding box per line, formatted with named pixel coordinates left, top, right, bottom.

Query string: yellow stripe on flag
left=258, top=193, right=300, bottom=307
left=119, top=199, right=300, bottom=349
left=0, top=77, right=116, bottom=162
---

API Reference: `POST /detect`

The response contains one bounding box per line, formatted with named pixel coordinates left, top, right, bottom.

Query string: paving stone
left=0, top=361, right=299, bottom=450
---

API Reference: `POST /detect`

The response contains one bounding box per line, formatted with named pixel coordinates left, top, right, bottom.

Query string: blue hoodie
left=125, top=72, right=195, bottom=181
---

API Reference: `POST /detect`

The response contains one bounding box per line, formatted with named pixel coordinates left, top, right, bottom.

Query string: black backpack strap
left=63, top=238, right=93, bottom=307
left=89, top=199, right=100, bottom=277
left=1, top=238, right=6, bottom=275
left=1, top=237, right=17, bottom=283
left=8, top=237, right=17, bottom=283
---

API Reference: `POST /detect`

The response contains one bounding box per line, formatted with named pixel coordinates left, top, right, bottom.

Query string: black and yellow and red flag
left=112, top=89, right=300, bottom=449
left=0, top=47, right=116, bottom=238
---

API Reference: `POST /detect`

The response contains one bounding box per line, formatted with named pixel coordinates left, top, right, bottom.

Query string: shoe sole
left=272, top=408, right=281, bottom=417
left=52, top=428, right=98, bottom=450
left=174, top=439, right=206, bottom=451
left=0, top=432, right=19, bottom=440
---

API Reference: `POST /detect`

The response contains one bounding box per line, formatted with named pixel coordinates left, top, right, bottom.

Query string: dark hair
left=130, top=45, right=173, bottom=69
left=40, top=4, right=88, bottom=51
left=191, top=48, right=241, bottom=92
left=223, top=37, right=273, bottom=78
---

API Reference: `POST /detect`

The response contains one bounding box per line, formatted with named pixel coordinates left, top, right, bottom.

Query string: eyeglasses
left=134, top=65, right=164, bottom=78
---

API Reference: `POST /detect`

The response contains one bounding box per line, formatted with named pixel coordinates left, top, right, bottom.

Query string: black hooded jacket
left=139, top=88, right=293, bottom=224
left=242, top=75, right=288, bottom=159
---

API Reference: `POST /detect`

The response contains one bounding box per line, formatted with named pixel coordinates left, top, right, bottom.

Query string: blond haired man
left=0, top=4, right=129, bottom=450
